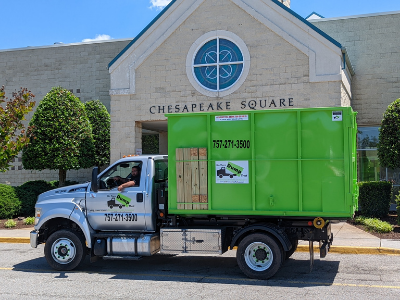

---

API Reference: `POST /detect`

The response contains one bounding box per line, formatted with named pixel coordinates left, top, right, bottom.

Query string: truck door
left=86, top=160, right=147, bottom=231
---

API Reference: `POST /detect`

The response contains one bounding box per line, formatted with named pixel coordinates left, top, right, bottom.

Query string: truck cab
left=31, top=155, right=167, bottom=271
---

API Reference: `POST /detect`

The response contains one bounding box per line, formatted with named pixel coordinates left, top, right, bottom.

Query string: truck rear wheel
left=236, top=233, right=283, bottom=280
left=44, top=229, right=86, bottom=271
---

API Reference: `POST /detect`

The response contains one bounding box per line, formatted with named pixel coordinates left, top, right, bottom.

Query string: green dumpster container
left=167, top=107, right=358, bottom=218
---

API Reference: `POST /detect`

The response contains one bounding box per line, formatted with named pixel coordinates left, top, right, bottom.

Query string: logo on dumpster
left=216, top=161, right=248, bottom=184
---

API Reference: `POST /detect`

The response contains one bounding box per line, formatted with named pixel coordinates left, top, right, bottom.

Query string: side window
left=99, top=161, right=142, bottom=190
left=155, top=160, right=168, bottom=182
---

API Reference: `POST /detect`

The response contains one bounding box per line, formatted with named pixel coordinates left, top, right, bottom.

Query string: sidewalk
left=297, top=220, right=400, bottom=255
left=1, top=222, right=400, bottom=255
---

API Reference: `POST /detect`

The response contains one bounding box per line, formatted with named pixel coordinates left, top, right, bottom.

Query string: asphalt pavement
left=0, top=221, right=399, bottom=255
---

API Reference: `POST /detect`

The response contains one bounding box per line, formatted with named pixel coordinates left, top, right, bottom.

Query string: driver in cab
left=112, top=166, right=141, bottom=191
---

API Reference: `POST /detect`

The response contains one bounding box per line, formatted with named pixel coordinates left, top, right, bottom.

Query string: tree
left=84, top=100, right=110, bottom=170
left=377, top=99, right=400, bottom=169
left=22, top=87, right=95, bottom=186
left=0, top=86, right=35, bottom=172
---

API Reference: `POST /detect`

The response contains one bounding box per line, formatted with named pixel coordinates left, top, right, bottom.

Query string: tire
left=236, top=233, right=283, bottom=280
left=285, top=238, right=298, bottom=260
left=219, top=174, right=223, bottom=178
left=44, top=229, right=86, bottom=271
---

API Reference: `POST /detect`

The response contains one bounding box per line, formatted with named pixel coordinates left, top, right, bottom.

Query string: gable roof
left=305, top=11, right=325, bottom=20
left=108, top=0, right=341, bottom=69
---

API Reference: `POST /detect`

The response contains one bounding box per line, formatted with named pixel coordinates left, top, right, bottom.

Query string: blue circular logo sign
left=193, top=38, right=244, bottom=91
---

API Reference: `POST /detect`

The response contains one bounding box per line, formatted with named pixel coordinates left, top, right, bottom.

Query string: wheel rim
left=244, top=242, right=273, bottom=271
left=51, top=238, right=76, bottom=264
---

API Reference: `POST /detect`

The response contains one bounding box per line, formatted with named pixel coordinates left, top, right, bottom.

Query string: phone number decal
left=104, top=213, right=138, bottom=222
left=213, top=139, right=250, bottom=149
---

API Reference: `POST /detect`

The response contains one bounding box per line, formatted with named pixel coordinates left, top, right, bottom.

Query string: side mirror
left=92, top=167, right=99, bottom=193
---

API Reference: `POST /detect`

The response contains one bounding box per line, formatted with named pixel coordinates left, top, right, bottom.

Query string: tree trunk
left=59, top=169, right=67, bottom=187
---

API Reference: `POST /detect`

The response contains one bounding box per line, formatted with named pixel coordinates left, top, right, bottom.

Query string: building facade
left=1, top=0, right=399, bottom=187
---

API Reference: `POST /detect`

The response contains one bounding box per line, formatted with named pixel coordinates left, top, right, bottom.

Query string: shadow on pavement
left=12, top=252, right=340, bottom=287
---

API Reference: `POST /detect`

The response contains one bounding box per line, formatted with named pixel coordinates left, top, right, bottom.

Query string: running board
left=103, top=255, right=142, bottom=261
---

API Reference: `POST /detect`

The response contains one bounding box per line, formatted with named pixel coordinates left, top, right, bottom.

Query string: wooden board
left=176, top=148, right=185, bottom=210
left=199, top=148, right=208, bottom=210
left=183, top=148, right=192, bottom=210
left=191, top=148, right=200, bottom=210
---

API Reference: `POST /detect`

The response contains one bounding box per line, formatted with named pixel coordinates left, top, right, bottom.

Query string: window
left=193, top=38, right=244, bottom=91
left=186, top=31, right=250, bottom=97
left=99, top=161, right=142, bottom=190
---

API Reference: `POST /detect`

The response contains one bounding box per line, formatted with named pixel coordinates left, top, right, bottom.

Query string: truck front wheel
left=236, top=233, right=283, bottom=280
left=44, top=229, right=86, bottom=271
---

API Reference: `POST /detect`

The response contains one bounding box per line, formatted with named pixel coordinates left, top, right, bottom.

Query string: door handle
left=137, top=193, right=143, bottom=203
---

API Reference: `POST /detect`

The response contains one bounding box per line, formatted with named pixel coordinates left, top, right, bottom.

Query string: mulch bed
left=347, top=213, right=400, bottom=240
left=0, top=217, right=34, bottom=230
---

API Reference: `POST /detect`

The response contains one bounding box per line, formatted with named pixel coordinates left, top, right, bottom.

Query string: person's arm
left=117, top=180, right=136, bottom=191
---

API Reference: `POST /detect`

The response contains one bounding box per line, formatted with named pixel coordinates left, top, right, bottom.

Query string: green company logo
left=116, top=194, right=131, bottom=207
left=226, top=162, right=243, bottom=176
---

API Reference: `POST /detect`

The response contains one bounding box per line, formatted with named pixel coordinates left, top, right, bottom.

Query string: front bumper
left=30, top=230, right=38, bottom=248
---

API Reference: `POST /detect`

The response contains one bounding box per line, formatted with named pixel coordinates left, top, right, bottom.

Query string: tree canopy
left=377, top=98, right=400, bottom=169
left=22, top=87, right=95, bottom=186
left=84, top=100, right=110, bottom=168
left=0, top=86, right=35, bottom=172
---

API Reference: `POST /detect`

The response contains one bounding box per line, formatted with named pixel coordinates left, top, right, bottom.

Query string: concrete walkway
left=1, top=221, right=400, bottom=255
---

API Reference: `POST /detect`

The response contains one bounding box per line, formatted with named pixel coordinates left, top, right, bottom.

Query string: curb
left=0, top=237, right=30, bottom=244
left=296, top=245, right=400, bottom=256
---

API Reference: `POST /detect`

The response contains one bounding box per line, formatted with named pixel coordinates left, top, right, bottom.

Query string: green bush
left=15, top=180, right=79, bottom=217
left=14, top=180, right=54, bottom=216
left=396, top=193, right=400, bottom=225
left=0, top=184, right=21, bottom=219
left=23, top=217, right=35, bottom=225
left=358, top=181, right=392, bottom=218
left=355, top=216, right=393, bottom=233
left=4, top=219, right=17, bottom=228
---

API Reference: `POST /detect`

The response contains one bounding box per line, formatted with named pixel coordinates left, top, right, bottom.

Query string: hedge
left=15, top=180, right=54, bottom=216
left=0, top=184, right=21, bottom=219
left=358, top=181, right=392, bottom=218
left=0, top=180, right=79, bottom=218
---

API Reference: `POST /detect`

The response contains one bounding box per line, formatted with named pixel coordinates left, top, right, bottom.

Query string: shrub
left=4, top=219, right=17, bottom=228
left=22, top=87, right=95, bottom=187
left=14, top=180, right=54, bottom=216
left=23, top=217, right=35, bottom=225
left=0, top=184, right=21, bottom=219
left=377, top=98, right=400, bottom=169
left=358, top=181, right=392, bottom=218
left=84, top=100, right=110, bottom=168
left=355, top=216, right=393, bottom=233
left=14, top=180, right=79, bottom=217
left=396, top=193, right=400, bottom=225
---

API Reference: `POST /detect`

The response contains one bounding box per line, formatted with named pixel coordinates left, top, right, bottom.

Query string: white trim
left=186, top=30, right=250, bottom=97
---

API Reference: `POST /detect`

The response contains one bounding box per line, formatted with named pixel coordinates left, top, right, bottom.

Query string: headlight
left=35, top=208, right=42, bottom=225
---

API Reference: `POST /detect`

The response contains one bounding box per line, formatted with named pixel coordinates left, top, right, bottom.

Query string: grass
left=4, top=219, right=17, bottom=228
left=354, top=216, right=394, bottom=233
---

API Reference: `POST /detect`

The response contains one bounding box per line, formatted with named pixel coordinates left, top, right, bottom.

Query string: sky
left=1, top=0, right=400, bottom=51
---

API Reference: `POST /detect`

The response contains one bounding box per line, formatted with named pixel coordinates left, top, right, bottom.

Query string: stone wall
left=311, top=12, right=400, bottom=126
left=0, top=39, right=130, bottom=186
